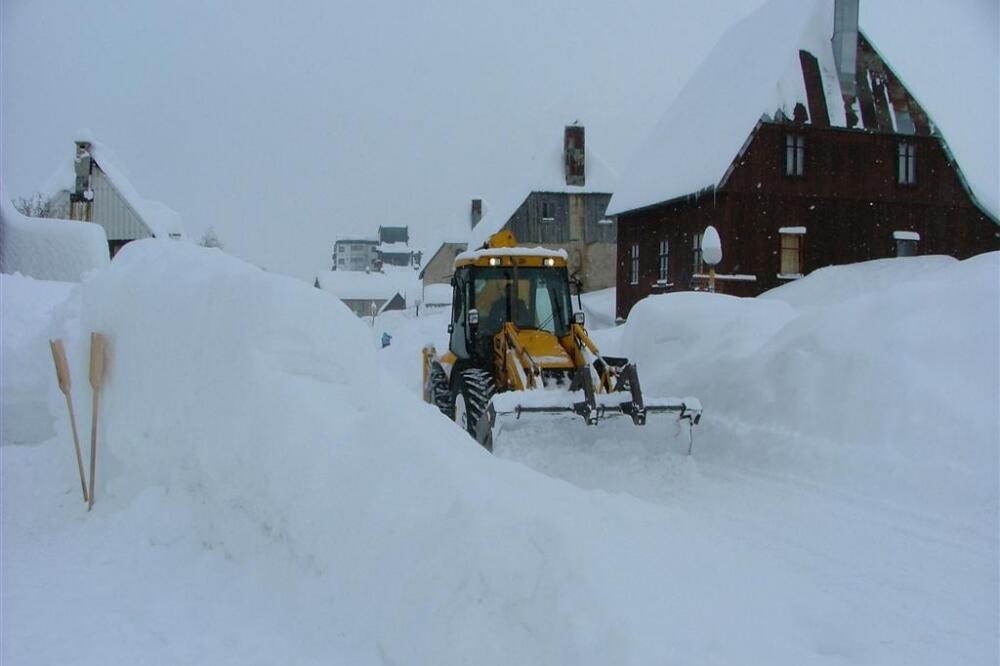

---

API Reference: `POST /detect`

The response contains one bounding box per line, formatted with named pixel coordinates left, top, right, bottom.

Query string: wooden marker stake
left=49, top=339, right=88, bottom=503
left=87, top=333, right=106, bottom=511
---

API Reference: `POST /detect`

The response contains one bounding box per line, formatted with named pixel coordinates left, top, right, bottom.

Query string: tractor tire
left=428, top=363, right=454, bottom=418
left=452, top=368, right=496, bottom=451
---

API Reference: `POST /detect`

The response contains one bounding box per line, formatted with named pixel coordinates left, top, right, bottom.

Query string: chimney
left=832, top=0, right=859, bottom=112
left=470, top=198, right=482, bottom=229
left=73, top=140, right=93, bottom=196
left=564, top=124, right=585, bottom=187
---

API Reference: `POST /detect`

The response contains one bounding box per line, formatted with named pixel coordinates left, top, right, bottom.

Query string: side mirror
left=573, top=311, right=585, bottom=325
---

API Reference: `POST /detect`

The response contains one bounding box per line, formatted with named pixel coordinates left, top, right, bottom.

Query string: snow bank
left=0, top=274, right=77, bottom=444
left=0, top=188, right=109, bottom=281
left=621, top=253, right=1000, bottom=514
left=5, top=243, right=997, bottom=663
left=4, top=240, right=833, bottom=664
left=578, top=287, right=617, bottom=330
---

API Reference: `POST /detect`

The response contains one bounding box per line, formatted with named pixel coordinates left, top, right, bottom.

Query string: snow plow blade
left=489, top=391, right=702, bottom=427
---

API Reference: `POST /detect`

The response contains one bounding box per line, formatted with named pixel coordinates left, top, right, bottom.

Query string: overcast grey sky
left=2, top=0, right=996, bottom=279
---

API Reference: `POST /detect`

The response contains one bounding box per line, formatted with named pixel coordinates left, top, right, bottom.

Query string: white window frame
left=778, top=227, right=806, bottom=278
left=692, top=234, right=703, bottom=276
left=630, top=243, right=640, bottom=285
left=658, top=239, right=669, bottom=281
left=898, top=142, right=917, bottom=185
left=541, top=201, right=555, bottom=222
left=785, top=134, right=805, bottom=177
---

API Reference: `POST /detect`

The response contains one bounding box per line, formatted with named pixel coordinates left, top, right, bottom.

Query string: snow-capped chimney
left=73, top=140, right=93, bottom=196
left=832, top=0, right=859, bottom=104
left=471, top=198, right=482, bottom=229
left=564, top=124, right=585, bottom=187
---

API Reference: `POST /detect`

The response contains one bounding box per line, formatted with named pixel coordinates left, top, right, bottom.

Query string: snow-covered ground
left=3, top=243, right=998, bottom=664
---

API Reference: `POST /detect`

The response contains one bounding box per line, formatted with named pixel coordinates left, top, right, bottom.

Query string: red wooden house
left=608, top=0, right=999, bottom=319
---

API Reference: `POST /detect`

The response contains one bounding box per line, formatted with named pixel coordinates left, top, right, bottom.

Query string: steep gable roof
left=607, top=0, right=994, bottom=221
left=608, top=0, right=840, bottom=216
left=467, top=128, right=618, bottom=249
left=44, top=138, right=186, bottom=239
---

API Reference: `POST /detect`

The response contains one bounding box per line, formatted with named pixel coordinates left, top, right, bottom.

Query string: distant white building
left=45, top=138, right=185, bottom=256
left=332, top=239, right=379, bottom=271
left=331, top=226, right=422, bottom=272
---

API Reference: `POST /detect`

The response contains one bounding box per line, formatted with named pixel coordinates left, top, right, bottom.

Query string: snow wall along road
left=24, top=239, right=846, bottom=665
left=620, top=253, right=999, bottom=518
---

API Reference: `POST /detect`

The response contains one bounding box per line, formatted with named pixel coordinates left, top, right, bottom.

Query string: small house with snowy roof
left=314, top=270, right=409, bottom=318
left=608, top=0, right=999, bottom=319
left=465, top=124, right=619, bottom=292
left=45, top=139, right=185, bottom=257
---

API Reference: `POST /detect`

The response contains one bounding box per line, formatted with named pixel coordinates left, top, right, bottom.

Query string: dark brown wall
left=616, top=122, right=999, bottom=319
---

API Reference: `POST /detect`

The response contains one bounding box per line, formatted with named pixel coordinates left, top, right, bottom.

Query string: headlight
left=489, top=257, right=500, bottom=266
left=543, top=257, right=555, bottom=266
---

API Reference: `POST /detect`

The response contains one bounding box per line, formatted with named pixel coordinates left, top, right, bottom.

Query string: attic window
left=898, top=142, right=917, bottom=185
left=785, top=134, right=805, bottom=177
left=541, top=201, right=555, bottom=222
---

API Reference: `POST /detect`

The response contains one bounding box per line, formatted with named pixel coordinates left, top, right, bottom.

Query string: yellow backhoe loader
left=421, top=231, right=701, bottom=451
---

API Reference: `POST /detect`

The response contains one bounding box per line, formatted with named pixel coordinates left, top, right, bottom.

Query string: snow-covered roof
left=607, top=0, right=996, bottom=221
left=421, top=283, right=452, bottom=306
left=378, top=242, right=412, bottom=253
left=466, top=126, right=619, bottom=249
left=44, top=139, right=186, bottom=239
left=608, top=0, right=836, bottom=215
left=316, top=266, right=421, bottom=302
left=455, top=246, right=569, bottom=263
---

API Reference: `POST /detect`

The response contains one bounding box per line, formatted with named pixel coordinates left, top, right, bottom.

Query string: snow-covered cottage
left=608, top=0, right=999, bottom=318
left=462, top=124, right=619, bottom=292
left=419, top=240, right=468, bottom=287
left=314, top=270, right=409, bottom=318
left=45, top=139, right=185, bottom=257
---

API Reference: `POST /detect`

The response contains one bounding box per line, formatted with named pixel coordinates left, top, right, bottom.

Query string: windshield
left=471, top=266, right=573, bottom=336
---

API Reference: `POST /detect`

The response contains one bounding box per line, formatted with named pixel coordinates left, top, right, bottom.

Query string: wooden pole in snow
left=87, top=333, right=106, bottom=511
left=49, top=339, right=88, bottom=503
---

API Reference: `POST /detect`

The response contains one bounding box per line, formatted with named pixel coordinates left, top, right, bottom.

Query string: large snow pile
left=620, top=253, right=999, bottom=515
left=5, top=240, right=884, bottom=665
left=0, top=189, right=109, bottom=281
left=0, top=274, right=77, bottom=445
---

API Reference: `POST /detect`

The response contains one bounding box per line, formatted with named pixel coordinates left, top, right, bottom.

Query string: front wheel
left=451, top=368, right=496, bottom=451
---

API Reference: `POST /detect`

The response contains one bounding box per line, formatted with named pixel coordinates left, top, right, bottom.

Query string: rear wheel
left=452, top=368, right=496, bottom=451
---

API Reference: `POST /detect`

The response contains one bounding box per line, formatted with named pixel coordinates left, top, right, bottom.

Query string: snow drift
left=620, top=253, right=1000, bottom=515
left=3, top=241, right=836, bottom=665
left=0, top=188, right=109, bottom=281
left=4, top=243, right=998, bottom=665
